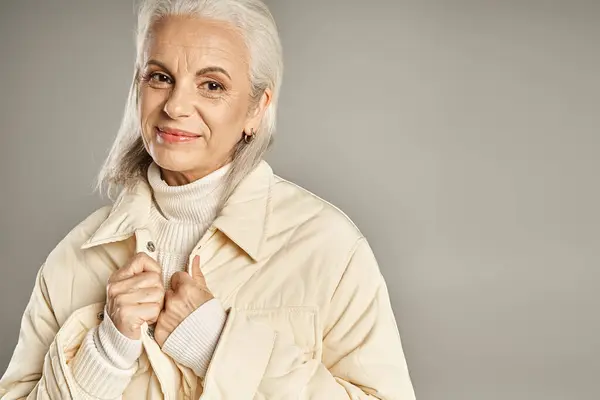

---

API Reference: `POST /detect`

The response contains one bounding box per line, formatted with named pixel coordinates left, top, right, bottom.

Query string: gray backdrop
left=1, top=1, right=599, bottom=399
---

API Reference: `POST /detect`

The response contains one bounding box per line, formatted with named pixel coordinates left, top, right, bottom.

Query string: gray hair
left=96, top=0, right=283, bottom=207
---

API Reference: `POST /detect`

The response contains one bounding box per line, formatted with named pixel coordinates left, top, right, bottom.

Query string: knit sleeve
left=162, top=298, right=227, bottom=377
left=70, top=307, right=143, bottom=398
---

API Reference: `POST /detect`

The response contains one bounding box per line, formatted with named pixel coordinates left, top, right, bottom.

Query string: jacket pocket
left=201, top=306, right=320, bottom=400
left=55, top=302, right=106, bottom=364
left=40, top=302, right=106, bottom=398
left=245, top=306, right=321, bottom=371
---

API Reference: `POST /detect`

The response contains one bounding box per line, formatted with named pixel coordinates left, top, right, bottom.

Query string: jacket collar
left=81, top=161, right=274, bottom=261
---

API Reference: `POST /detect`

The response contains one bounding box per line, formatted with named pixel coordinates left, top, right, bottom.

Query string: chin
left=149, top=145, right=203, bottom=173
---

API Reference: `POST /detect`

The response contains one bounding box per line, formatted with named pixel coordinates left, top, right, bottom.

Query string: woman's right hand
left=106, top=253, right=165, bottom=340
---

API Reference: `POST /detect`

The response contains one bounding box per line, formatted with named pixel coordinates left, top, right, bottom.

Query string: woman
left=0, top=0, right=415, bottom=398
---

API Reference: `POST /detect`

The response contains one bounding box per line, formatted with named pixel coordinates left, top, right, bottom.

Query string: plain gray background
left=1, top=1, right=599, bottom=399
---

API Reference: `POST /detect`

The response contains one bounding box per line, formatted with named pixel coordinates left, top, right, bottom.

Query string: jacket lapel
left=211, top=161, right=273, bottom=261
left=80, top=179, right=153, bottom=250
left=81, top=161, right=274, bottom=262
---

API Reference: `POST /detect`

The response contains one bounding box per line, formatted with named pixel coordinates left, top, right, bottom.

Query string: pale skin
left=106, top=254, right=212, bottom=345
left=105, top=15, right=272, bottom=345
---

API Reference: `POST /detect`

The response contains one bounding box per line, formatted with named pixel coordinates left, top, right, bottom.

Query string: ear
left=244, top=88, right=272, bottom=134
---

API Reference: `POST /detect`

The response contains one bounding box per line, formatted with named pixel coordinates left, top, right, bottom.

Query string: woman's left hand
left=154, top=255, right=214, bottom=347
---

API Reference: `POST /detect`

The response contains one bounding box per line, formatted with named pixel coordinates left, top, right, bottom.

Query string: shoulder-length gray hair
left=96, top=0, right=283, bottom=207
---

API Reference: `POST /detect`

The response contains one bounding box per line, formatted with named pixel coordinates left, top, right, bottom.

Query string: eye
left=144, top=72, right=173, bottom=87
left=202, top=81, right=225, bottom=92
left=152, top=72, right=172, bottom=83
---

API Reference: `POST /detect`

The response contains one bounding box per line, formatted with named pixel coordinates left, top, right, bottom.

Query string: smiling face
left=139, top=16, right=269, bottom=182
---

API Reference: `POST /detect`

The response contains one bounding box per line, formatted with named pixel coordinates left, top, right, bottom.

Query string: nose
left=163, top=84, right=194, bottom=119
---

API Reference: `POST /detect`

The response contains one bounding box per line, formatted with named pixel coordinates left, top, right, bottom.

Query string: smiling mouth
left=156, top=126, right=201, bottom=137
left=155, top=126, right=202, bottom=143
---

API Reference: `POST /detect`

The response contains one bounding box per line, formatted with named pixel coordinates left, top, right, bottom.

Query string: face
left=139, top=16, right=270, bottom=183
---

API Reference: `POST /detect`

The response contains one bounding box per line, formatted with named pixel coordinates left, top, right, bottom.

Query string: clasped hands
left=105, top=253, right=213, bottom=346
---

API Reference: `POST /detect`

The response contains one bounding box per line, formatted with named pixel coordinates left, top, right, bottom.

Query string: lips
left=156, top=126, right=200, bottom=137
left=155, top=126, right=201, bottom=144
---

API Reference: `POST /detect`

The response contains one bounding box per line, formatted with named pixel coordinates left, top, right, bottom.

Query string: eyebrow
left=146, top=59, right=232, bottom=80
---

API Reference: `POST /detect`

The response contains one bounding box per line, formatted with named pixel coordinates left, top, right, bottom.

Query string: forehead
left=146, top=16, right=249, bottom=71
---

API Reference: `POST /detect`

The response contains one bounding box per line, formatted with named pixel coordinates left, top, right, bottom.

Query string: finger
left=107, top=272, right=163, bottom=298
left=114, top=287, right=165, bottom=308
left=191, top=255, right=207, bottom=287
left=112, top=253, right=162, bottom=282
left=113, top=303, right=162, bottom=327
left=116, top=271, right=163, bottom=291
left=170, top=271, right=191, bottom=291
left=164, top=288, right=187, bottom=313
left=134, top=303, right=163, bottom=324
left=163, top=289, right=175, bottom=308
left=131, top=271, right=164, bottom=289
left=147, top=312, right=160, bottom=325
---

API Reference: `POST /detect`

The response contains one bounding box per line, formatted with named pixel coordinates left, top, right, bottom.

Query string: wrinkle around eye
left=140, top=71, right=173, bottom=89
left=197, top=81, right=227, bottom=98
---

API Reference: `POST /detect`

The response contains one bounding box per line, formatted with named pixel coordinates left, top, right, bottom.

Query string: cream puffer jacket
left=0, top=161, right=416, bottom=399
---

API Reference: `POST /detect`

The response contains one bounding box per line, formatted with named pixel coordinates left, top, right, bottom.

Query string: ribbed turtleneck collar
left=147, top=162, right=230, bottom=223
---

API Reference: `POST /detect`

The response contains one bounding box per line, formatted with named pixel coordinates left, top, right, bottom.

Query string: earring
left=243, top=128, right=255, bottom=144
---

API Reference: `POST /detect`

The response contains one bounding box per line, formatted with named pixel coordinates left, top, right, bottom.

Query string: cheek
left=202, top=99, right=249, bottom=142
left=139, top=88, right=165, bottom=127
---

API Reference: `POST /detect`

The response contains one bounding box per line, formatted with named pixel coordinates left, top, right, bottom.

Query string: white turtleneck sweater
left=71, top=162, right=229, bottom=398
left=146, top=161, right=227, bottom=290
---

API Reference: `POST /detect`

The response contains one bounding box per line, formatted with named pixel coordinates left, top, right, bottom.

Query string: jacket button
left=97, top=311, right=104, bottom=321
left=146, top=241, right=156, bottom=252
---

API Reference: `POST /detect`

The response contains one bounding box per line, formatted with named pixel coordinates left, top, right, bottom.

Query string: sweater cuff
left=96, top=308, right=143, bottom=369
left=162, top=298, right=227, bottom=377
left=70, top=325, right=139, bottom=399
